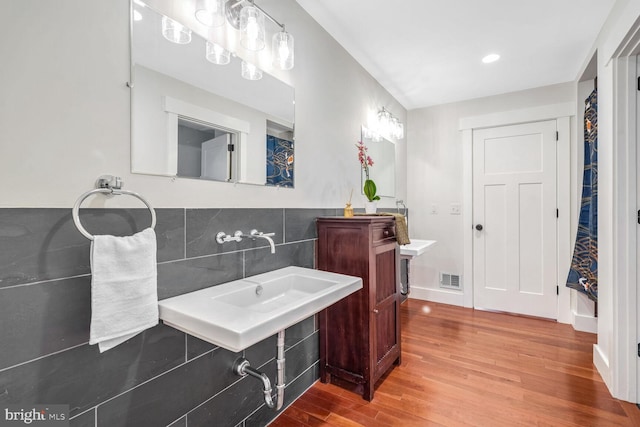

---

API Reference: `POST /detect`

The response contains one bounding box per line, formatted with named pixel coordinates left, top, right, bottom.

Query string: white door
left=201, top=134, right=230, bottom=181
left=473, top=120, right=557, bottom=318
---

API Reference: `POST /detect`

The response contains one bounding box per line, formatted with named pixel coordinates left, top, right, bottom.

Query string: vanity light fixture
left=162, top=16, right=192, bottom=44
left=206, top=41, right=231, bottom=65
left=195, top=0, right=226, bottom=27
left=155, top=0, right=296, bottom=79
left=377, top=107, right=404, bottom=140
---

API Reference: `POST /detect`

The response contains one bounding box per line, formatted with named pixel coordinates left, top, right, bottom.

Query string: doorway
left=472, top=120, right=558, bottom=318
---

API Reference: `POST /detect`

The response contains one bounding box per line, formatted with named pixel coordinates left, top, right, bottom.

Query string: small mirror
left=131, top=1, right=295, bottom=187
left=361, top=127, right=396, bottom=198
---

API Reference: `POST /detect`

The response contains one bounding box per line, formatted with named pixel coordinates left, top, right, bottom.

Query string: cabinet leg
left=363, top=381, right=374, bottom=401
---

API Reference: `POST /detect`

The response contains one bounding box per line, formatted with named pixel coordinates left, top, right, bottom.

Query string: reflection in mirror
left=177, top=118, right=236, bottom=182
left=266, top=120, right=294, bottom=188
left=361, top=127, right=396, bottom=198
left=130, top=1, right=295, bottom=187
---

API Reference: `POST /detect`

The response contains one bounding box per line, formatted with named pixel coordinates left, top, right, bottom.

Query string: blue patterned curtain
left=566, top=89, right=598, bottom=301
left=266, top=135, right=294, bottom=188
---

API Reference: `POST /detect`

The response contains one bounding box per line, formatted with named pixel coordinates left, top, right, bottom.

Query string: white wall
left=0, top=0, right=406, bottom=210
left=406, top=83, right=575, bottom=306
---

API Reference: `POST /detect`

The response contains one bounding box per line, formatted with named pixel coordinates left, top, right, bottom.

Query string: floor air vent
left=440, top=272, right=461, bottom=290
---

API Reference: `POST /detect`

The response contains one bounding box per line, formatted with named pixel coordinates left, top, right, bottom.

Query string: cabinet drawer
left=372, top=224, right=395, bottom=245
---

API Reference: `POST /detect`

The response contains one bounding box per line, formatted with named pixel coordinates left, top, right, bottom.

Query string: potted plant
left=356, top=141, right=380, bottom=213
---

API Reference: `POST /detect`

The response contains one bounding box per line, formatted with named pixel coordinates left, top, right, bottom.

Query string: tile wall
left=0, top=207, right=338, bottom=427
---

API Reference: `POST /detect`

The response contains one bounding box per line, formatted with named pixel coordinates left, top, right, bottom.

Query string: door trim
left=460, top=105, right=574, bottom=322
left=610, top=52, right=639, bottom=404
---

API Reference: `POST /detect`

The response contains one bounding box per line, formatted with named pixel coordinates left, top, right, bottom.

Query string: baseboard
left=571, top=310, right=598, bottom=333
left=408, top=286, right=465, bottom=306
left=593, top=343, right=613, bottom=393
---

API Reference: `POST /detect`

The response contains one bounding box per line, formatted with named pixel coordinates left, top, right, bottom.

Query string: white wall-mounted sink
left=400, top=239, right=437, bottom=260
left=158, top=266, right=362, bottom=352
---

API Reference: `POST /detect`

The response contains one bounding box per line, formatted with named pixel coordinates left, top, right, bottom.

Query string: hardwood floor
left=270, top=299, right=640, bottom=426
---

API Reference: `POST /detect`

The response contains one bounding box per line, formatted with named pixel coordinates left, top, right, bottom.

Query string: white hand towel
left=89, top=227, right=159, bottom=352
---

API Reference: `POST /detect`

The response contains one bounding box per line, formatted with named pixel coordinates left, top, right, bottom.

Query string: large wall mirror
left=361, top=127, right=395, bottom=198
left=131, top=1, right=295, bottom=187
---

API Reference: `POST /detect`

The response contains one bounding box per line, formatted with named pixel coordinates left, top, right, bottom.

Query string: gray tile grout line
left=0, top=274, right=91, bottom=290
left=67, top=405, right=94, bottom=421
left=282, top=208, right=286, bottom=244
left=0, top=341, right=88, bottom=373
left=183, top=208, right=187, bottom=260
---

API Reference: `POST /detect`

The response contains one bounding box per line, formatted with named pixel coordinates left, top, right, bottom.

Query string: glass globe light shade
left=240, top=5, right=265, bottom=51
left=272, top=30, right=294, bottom=70
left=241, top=60, right=263, bottom=80
left=161, top=16, right=191, bottom=44
left=195, top=0, right=225, bottom=27
left=206, top=41, right=231, bottom=65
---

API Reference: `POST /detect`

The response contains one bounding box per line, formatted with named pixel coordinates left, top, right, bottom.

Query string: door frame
left=459, top=103, right=574, bottom=322
left=611, top=49, right=640, bottom=402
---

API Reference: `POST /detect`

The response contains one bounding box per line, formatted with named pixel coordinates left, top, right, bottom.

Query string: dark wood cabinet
left=316, top=216, right=401, bottom=401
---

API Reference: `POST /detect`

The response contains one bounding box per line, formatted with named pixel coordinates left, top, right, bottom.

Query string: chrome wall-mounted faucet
left=240, top=229, right=276, bottom=254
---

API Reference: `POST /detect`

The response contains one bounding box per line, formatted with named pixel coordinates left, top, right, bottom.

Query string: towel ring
left=72, top=188, right=157, bottom=241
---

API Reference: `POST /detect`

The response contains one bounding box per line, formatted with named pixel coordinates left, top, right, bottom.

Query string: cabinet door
left=373, top=246, right=398, bottom=370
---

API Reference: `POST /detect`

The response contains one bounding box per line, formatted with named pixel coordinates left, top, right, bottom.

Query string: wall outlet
left=430, top=204, right=438, bottom=214
left=450, top=203, right=461, bottom=215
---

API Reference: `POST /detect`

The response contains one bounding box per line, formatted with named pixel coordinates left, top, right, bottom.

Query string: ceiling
left=296, top=0, right=617, bottom=110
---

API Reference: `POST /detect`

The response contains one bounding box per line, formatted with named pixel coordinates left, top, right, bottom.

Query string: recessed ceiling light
left=482, top=54, right=500, bottom=64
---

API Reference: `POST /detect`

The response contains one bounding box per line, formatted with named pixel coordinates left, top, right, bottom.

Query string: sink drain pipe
left=233, top=330, right=285, bottom=410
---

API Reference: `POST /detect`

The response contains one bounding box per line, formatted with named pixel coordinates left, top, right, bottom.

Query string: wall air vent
left=440, top=272, right=462, bottom=290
